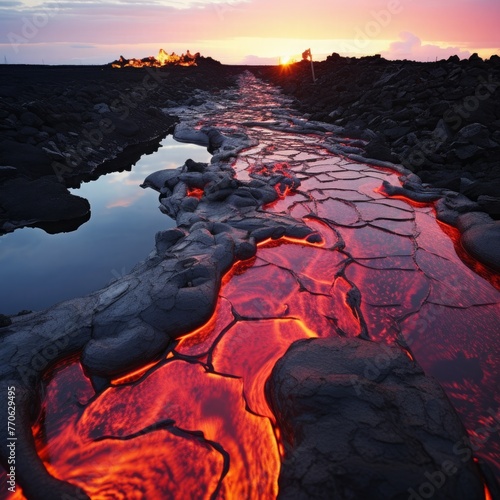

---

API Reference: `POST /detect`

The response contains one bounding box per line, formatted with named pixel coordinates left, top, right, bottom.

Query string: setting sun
left=279, top=55, right=296, bottom=66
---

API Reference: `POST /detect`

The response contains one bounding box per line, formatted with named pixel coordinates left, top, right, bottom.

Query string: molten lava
left=111, top=49, right=200, bottom=68
left=187, top=187, right=204, bottom=199
left=23, top=361, right=278, bottom=499
left=249, top=162, right=296, bottom=199
left=16, top=236, right=335, bottom=500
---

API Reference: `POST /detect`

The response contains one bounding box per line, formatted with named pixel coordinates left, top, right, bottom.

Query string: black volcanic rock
left=20, top=111, right=43, bottom=128
left=108, top=113, right=140, bottom=138
left=0, top=176, right=90, bottom=234
left=266, top=336, right=486, bottom=500
left=364, top=137, right=398, bottom=163
left=0, top=139, right=52, bottom=177
left=0, top=315, right=11, bottom=327
left=461, top=222, right=500, bottom=272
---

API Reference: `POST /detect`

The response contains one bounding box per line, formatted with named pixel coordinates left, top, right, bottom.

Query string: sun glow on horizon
left=279, top=54, right=298, bottom=66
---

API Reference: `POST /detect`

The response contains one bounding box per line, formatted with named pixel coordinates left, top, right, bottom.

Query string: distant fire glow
left=111, top=48, right=200, bottom=68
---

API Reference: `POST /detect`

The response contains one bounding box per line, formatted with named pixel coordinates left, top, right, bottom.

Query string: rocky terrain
left=257, top=53, right=500, bottom=220
left=0, top=61, right=241, bottom=233
left=0, top=69, right=498, bottom=499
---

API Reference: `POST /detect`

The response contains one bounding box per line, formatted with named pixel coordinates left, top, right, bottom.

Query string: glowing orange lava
left=485, top=485, right=493, bottom=500
left=16, top=358, right=281, bottom=499
left=437, top=217, right=500, bottom=289
left=187, top=187, right=204, bottom=199
left=110, top=359, right=161, bottom=386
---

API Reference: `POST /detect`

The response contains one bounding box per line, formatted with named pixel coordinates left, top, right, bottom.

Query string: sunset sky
left=1, top=0, right=499, bottom=65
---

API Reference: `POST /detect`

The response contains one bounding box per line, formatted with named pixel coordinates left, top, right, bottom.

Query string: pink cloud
left=382, top=32, right=471, bottom=61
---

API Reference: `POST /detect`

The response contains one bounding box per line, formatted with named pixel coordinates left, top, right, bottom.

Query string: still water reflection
left=0, top=136, right=211, bottom=315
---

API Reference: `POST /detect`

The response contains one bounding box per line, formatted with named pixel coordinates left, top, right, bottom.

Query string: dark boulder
left=0, top=315, right=12, bottom=327
left=461, top=222, right=500, bottom=272
left=461, top=178, right=500, bottom=211
left=0, top=176, right=90, bottom=233
left=477, top=195, right=500, bottom=219
left=267, top=337, right=486, bottom=500
left=108, top=113, right=140, bottom=138
left=364, top=138, right=398, bottom=163
left=20, top=111, right=43, bottom=128
left=455, top=123, right=494, bottom=148
left=0, top=140, right=52, bottom=177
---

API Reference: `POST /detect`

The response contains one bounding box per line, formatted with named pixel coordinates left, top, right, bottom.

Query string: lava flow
left=10, top=233, right=340, bottom=500
left=31, top=358, right=280, bottom=499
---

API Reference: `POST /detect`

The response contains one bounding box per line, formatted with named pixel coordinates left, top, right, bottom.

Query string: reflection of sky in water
left=0, top=136, right=211, bottom=315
